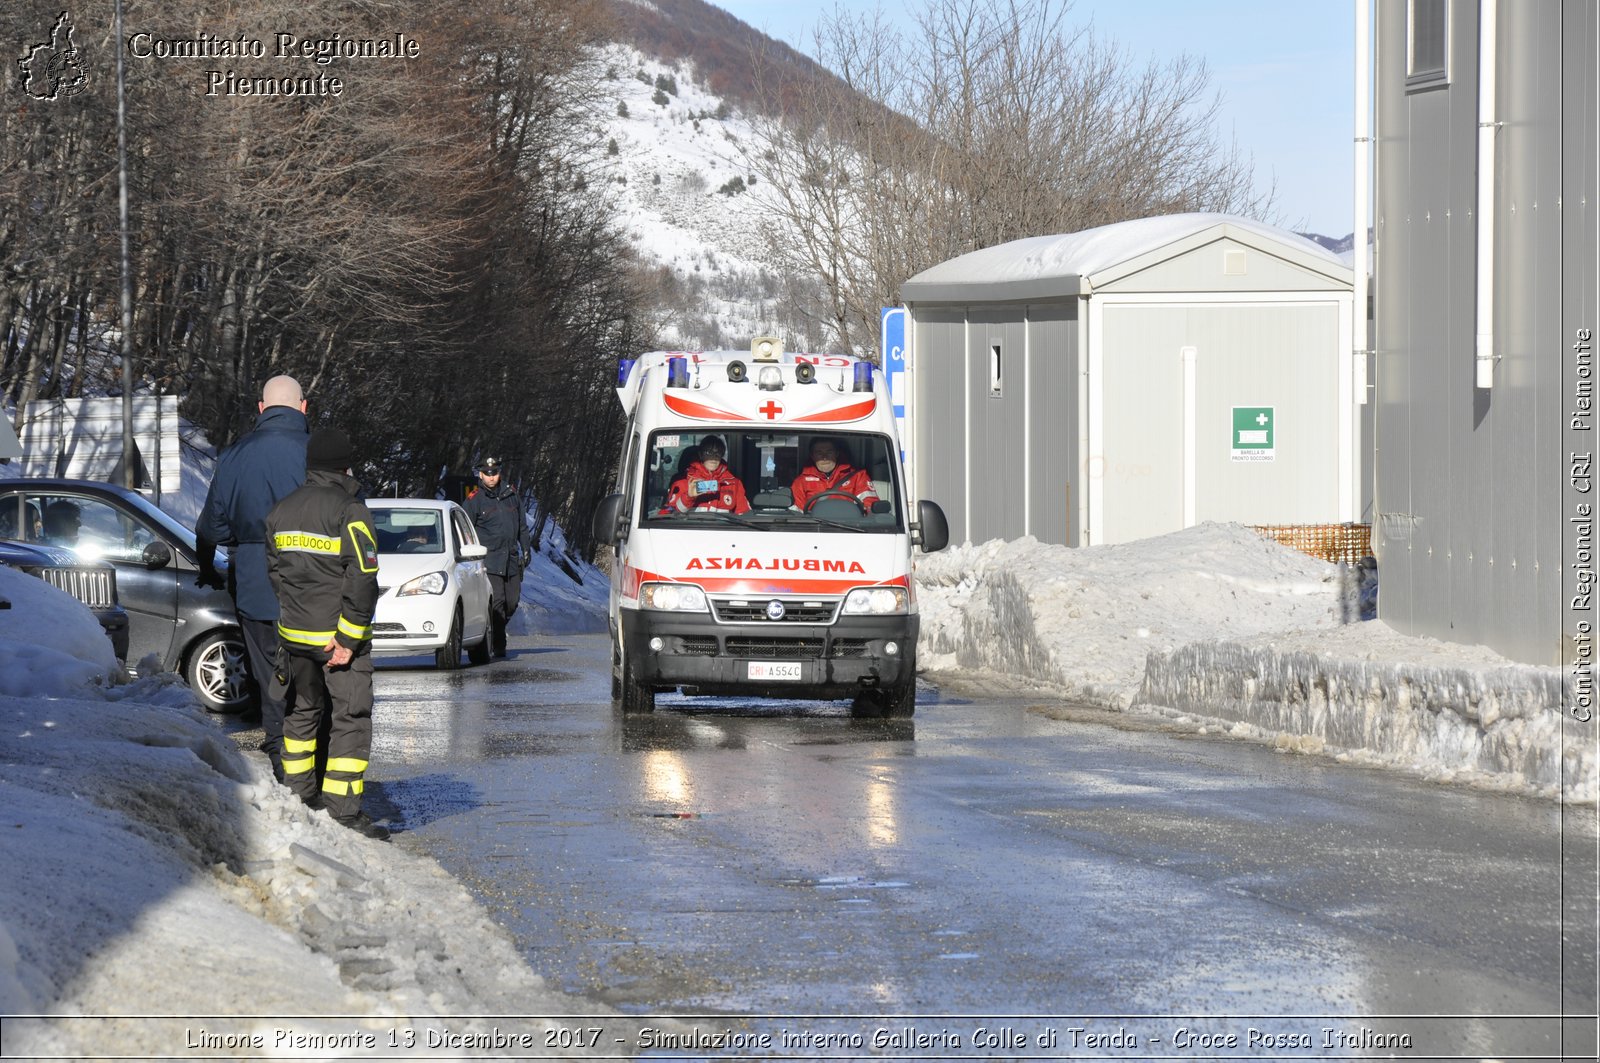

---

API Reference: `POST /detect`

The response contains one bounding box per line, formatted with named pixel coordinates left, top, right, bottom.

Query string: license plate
left=747, top=661, right=802, bottom=681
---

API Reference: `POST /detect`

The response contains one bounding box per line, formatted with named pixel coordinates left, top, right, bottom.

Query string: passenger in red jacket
left=662, top=435, right=751, bottom=515
left=791, top=438, right=879, bottom=512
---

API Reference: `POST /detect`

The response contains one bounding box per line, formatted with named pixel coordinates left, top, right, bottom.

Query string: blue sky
left=714, top=0, right=1355, bottom=238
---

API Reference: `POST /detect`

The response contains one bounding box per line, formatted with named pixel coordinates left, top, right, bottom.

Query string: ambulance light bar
left=752, top=336, right=783, bottom=362
left=853, top=361, right=874, bottom=392
left=667, top=356, right=689, bottom=388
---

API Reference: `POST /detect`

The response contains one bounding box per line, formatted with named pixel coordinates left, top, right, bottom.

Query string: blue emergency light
left=852, top=361, right=874, bottom=393
left=616, top=358, right=635, bottom=387
left=667, top=356, right=689, bottom=388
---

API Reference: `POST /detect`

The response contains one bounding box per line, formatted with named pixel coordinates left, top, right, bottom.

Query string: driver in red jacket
left=791, top=437, right=879, bottom=512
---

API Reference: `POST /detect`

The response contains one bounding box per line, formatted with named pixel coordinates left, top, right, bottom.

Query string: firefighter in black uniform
left=463, top=455, right=531, bottom=658
left=265, top=428, right=388, bottom=840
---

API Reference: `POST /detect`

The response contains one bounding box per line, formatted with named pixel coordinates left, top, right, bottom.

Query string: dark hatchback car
left=0, top=538, right=130, bottom=660
left=0, top=478, right=251, bottom=713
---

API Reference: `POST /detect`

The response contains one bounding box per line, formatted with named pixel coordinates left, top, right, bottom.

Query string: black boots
left=334, top=811, right=391, bottom=841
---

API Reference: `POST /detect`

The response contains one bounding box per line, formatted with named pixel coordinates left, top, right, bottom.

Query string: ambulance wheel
left=852, top=675, right=916, bottom=719
left=609, top=635, right=622, bottom=698
left=617, top=642, right=655, bottom=715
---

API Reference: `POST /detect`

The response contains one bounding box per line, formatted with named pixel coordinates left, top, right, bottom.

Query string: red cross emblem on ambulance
left=758, top=400, right=784, bottom=420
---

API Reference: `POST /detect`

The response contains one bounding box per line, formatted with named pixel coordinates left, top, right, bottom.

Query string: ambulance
left=591, top=338, right=949, bottom=717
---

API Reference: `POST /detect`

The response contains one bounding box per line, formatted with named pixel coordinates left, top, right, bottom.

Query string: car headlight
left=842, top=586, right=908, bottom=614
left=640, top=582, right=708, bottom=612
left=398, top=571, right=448, bottom=596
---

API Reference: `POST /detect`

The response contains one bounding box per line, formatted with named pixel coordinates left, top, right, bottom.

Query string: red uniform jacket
left=791, top=463, right=879, bottom=511
left=663, top=461, right=751, bottom=514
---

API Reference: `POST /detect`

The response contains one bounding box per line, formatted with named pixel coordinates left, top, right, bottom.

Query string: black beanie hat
left=306, top=428, right=355, bottom=472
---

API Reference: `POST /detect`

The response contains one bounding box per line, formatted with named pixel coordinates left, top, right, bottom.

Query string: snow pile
left=912, top=523, right=1592, bottom=803
left=1137, top=627, right=1594, bottom=802
left=0, top=569, right=614, bottom=1056
left=915, top=523, right=1357, bottom=707
left=0, top=566, right=122, bottom=697
left=509, top=517, right=610, bottom=636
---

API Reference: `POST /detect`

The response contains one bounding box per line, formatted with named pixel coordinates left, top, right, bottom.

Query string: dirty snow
left=0, top=507, right=1592, bottom=1054
left=915, top=522, right=1595, bottom=803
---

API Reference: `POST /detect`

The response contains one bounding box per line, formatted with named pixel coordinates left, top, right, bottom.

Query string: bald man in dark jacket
left=196, top=375, right=309, bottom=780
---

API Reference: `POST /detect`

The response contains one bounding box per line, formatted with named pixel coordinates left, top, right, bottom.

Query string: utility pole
left=114, top=0, right=136, bottom=489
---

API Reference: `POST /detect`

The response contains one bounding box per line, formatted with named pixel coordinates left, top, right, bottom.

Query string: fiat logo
left=765, top=599, right=786, bottom=621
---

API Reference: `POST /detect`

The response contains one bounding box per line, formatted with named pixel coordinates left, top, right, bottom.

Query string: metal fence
left=1249, top=522, right=1373, bottom=564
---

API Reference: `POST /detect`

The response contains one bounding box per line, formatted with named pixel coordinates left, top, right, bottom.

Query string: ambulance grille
left=713, top=598, right=838, bottom=624
left=725, top=637, right=824, bottom=659
left=830, top=639, right=870, bottom=658
left=678, top=636, right=717, bottom=655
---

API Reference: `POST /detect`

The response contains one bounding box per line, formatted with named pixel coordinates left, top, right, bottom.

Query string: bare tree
left=745, top=0, right=1276, bottom=355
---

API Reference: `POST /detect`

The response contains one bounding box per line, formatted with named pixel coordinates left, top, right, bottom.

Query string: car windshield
left=639, top=430, right=902, bottom=532
left=373, top=509, right=444, bottom=554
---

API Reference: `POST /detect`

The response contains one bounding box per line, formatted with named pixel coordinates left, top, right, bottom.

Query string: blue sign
left=881, top=307, right=907, bottom=459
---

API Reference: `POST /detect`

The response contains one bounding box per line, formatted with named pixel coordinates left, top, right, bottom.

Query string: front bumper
left=369, top=592, right=455, bottom=654
left=621, top=606, right=918, bottom=698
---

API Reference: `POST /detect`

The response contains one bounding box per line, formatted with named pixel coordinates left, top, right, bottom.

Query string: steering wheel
left=803, top=488, right=865, bottom=514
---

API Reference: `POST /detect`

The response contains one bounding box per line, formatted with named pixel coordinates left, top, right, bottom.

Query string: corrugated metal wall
left=914, top=310, right=971, bottom=544
left=1375, top=0, right=1590, bottom=664
left=1028, top=306, right=1080, bottom=545
left=913, top=305, right=1081, bottom=547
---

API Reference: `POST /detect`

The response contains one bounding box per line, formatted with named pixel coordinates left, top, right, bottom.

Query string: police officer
left=265, top=428, right=387, bottom=840
left=464, top=455, right=531, bottom=659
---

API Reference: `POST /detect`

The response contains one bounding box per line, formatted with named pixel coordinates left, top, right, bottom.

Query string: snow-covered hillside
left=591, top=43, right=812, bottom=351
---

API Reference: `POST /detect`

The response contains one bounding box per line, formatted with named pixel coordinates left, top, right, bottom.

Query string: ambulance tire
left=617, top=642, right=655, bottom=715
left=851, top=679, right=916, bottom=719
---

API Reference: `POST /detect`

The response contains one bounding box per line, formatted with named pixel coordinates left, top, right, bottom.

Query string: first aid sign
left=1232, top=406, right=1275, bottom=462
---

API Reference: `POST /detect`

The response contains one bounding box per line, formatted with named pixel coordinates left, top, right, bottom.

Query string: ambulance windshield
left=642, top=430, right=902, bottom=531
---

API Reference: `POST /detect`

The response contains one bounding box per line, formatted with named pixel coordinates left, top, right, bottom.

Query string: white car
left=366, top=499, right=493, bottom=669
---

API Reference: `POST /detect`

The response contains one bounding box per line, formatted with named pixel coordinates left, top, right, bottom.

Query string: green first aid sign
left=1231, top=406, right=1274, bottom=462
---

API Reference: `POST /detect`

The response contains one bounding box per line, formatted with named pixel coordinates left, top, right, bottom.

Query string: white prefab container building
left=899, top=213, right=1358, bottom=547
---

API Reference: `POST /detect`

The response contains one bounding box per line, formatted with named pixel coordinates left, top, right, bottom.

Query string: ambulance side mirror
left=592, top=493, right=626, bottom=545
left=914, top=500, right=949, bottom=553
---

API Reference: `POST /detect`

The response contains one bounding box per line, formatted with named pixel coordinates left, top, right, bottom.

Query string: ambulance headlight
left=641, top=582, right=708, bottom=612
left=398, top=571, right=448, bottom=596
left=842, top=587, right=908, bottom=614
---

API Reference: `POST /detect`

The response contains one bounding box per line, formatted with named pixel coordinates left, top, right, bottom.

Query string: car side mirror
left=591, top=493, right=626, bottom=545
left=459, top=543, right=488, bottom=561
left=914, top=500, right=949, bottom=553
left=141, top=541, right=173, bottom=569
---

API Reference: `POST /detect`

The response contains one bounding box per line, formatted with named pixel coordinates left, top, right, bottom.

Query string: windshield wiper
left=769, top=513, right=869, bottom=533
left=661, top=511, right=769, bottom=530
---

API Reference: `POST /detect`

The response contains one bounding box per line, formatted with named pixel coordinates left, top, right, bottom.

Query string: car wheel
left=185, top=630, right=255, bottom=715
left=616, top=639, right=654, bottom=715
left=435, top=606, right=464, bottom=670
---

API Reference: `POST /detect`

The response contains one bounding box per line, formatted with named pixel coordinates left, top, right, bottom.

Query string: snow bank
left=915, top=523, right=1359, bottom=708
left=1136, top=627, right=1595, bottom=803
left=914, top=523, right=1590, bottom=803
left=0, top=577, right=616, bottom=1056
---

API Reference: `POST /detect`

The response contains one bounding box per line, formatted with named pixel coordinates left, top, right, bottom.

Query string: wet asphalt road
left=262, top=633, right=1594, bottom=1058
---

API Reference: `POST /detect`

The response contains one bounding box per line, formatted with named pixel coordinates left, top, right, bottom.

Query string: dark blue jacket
left=464, top=481, right=531, bottom=579
left=197, top=405, right=310, bottom=621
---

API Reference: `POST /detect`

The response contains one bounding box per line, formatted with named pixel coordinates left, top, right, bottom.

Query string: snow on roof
left=901, top=212, right=1350, bottom=303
